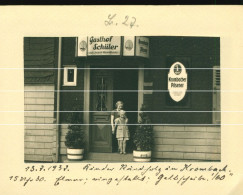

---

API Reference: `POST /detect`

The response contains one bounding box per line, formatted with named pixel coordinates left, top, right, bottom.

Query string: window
left=63, top=66, right=77, bottom=86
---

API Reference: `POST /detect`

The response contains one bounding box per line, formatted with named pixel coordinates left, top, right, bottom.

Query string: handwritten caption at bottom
left=9, top=163, right=233, bottom=187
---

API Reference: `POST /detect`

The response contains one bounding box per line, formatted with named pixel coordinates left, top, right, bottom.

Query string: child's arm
left=113, top=118, right=119, bottom=134
left=111, top=112, right=115, bottom=132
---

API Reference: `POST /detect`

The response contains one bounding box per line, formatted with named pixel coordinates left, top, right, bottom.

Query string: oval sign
left=168, top=62, right=187, bottom=102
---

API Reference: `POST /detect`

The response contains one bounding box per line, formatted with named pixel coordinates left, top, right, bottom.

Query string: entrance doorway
left=113, top=69, right=138, bottom=153
left=90, top=68, right=138, bottom=153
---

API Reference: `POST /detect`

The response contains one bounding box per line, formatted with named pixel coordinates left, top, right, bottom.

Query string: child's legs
left=122, top=140, right=126, bottom=153
left=118, top=140, right=123, bottom=153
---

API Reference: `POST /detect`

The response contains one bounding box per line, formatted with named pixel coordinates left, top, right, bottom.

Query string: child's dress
left=115, top=117, right=130, bottom=141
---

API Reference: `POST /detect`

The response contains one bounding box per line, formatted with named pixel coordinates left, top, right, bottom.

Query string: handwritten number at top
left=105, top=14, right=138, bottom=28
left=122, top=16, right=137, bottom=28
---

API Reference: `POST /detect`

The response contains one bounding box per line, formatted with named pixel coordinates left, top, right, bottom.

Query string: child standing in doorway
left=112, top=110, right=130, bottom=154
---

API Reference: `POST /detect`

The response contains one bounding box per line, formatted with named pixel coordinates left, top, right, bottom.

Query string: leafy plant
left=133, top=104, right=153, bottom=151
left=65, top=105, right=85, bottom=149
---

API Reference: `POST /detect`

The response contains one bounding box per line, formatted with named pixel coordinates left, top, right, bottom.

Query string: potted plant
left=65, top=105, right=85, bottom=160
left=133, top=104, right=153, bottom=162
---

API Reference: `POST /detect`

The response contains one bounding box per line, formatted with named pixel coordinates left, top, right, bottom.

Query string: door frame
left=83, top=63, right=90, bottom=152
left=83, top=63, right=144, bottom=153
left=138, top=64, right=144, bottom=120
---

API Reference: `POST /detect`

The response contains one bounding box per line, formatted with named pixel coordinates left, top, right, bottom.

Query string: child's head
left=116, top=101, right=124, bottom=110
left=119, top=110, right=126, bottom=118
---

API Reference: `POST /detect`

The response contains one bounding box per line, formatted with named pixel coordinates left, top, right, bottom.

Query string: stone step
left=87, top=153, right=133, bottom=162
left=62, top=153, right=134, bottom=163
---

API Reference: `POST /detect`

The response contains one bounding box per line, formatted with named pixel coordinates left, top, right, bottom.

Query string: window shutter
left=213, top=67, right=220, bottom=90
left=213, top=66, right=221, bottom=124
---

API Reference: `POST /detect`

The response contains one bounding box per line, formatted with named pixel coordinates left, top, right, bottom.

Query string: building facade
left=24, top=36, right=221, bottom=162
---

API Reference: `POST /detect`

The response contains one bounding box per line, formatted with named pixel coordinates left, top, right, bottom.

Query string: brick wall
left=24, top=85, right=56, bottom=162
left=152, top=126, right=221, bottom=161
left=59, top=124, right=68, bottom=162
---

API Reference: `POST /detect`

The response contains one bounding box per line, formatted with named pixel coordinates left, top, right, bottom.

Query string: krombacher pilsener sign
left=168, top=62, right=188, bottom=102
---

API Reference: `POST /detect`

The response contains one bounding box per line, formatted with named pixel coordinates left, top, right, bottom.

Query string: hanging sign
left=77, top=36, right=88, bottom=57
left=88, top=36, right=121, bottom=56
left=168, top=62, right=187, bottom=102
left=136, top=36, right=149, bottom=58
left=123, top=36, right=135, bottom=56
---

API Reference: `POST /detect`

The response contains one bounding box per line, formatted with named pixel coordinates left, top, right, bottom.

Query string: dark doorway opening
left=113, top=69, right=138, bottom=153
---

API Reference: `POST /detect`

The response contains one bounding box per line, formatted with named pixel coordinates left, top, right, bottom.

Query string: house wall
left=149, top=36, right=220, bottom=124
left=59, top=38, right=85, bottom=161
left=24, top=37, right=58, bottom=162
left=24, top=85, right=56, bottom=162
left=60, top=37, right=84, bottom=123
left=59, top=124, right=68, bottom=162
left=145, top=37, right=221, bottom=161
left=152, top=125, right=221, bottom=161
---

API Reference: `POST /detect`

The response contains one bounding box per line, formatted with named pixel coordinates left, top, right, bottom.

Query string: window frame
left=63, top=65, right=77, bottom=86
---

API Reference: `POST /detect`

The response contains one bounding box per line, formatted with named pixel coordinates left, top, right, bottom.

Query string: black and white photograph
left=1, top=6, right=243, bottom=195
left=24, top=36, right=221, bottom=163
